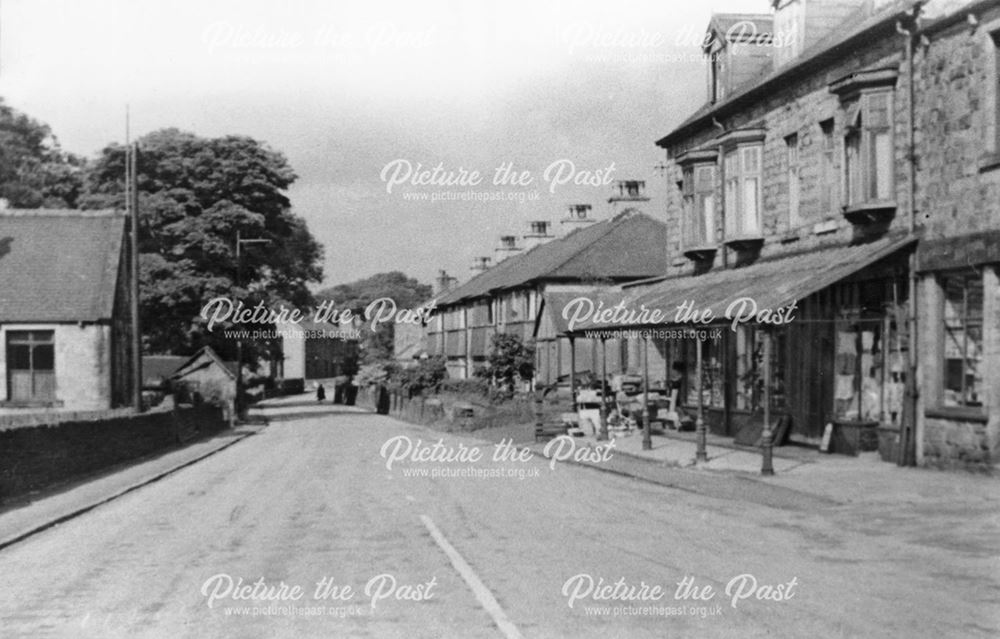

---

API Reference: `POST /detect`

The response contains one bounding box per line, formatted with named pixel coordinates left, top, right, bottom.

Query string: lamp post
left=235, top=230, right=271, bottom=421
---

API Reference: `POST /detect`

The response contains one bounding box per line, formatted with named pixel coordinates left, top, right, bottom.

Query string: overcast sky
left=0, top=0, right=767, bottom=288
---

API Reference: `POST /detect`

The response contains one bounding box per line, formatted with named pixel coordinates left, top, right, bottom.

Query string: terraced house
left=427, top=189, right=667, bottom=384
left=561, top=0, right=1000, bottom=470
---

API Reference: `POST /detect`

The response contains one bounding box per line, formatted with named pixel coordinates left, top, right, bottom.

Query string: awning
left=564, top=233, right=916, bottom=333
left=535, top=289, right=628, bottom=339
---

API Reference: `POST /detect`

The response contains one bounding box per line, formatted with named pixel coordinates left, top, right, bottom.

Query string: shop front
left=562, top=233, right=916, bottom=455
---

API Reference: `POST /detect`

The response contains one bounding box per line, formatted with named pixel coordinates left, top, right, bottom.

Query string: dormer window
left=529, top=221, right=549, bottom=235
left=500, top=236, right=517, bottom=249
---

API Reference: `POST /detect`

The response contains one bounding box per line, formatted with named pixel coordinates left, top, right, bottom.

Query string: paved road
left=0, top=402, right=997, bottom=638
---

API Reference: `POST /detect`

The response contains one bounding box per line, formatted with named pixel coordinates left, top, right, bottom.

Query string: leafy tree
left=81, top=128, right=323, bottom=358
left=477, top=333, right=535, bottom=392
left=0, top=97, right=85, bottom=208
left=316, top=271, right=432, bottom=363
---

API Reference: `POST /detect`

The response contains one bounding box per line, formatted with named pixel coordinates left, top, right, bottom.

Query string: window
left=723, top=145, right=762, bottom=238
left=682, top=164, right=716, bottom=247
left=785, top=133, right=800, bottom=228
left=6, top=331, right=56, bottom=402
left=844, top=91, right=893, bottom=207
left=942, top=272, right=983, bottom=408
left=819, top=119, right=838, bottom=214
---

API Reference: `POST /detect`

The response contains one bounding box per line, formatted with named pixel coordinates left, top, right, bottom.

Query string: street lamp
left=234, top=230, right=271, bottom=421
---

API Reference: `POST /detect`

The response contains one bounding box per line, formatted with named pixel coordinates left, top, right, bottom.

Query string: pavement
left=0, top=424, right=262, bottom=551
left=459, top=412, right=1000, bottom=508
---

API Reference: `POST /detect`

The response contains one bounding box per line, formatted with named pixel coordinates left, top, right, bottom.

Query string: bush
left=440, top=378, right=489, bottom=397
left=355, top=361, right=396, bottom=387
left=395, top=355, right=447, bottom=397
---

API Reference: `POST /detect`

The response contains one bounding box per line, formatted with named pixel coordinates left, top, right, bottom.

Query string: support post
left=598, top=337, right=609, bottom=441
left=569, top=335, right=577, bottom=411
left=761, top=329, right=775, bottom=476
left=642, top=336, right=652, bottom=451
left=695, top=336, right=707, bottom=462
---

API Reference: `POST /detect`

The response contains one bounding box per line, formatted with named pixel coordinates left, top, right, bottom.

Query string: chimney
left=522, top=220, right=555, bottom=250
left=560, top=204, right=596, bottom=235
left=608, top=180, right=650, bottom=215
left=470, top=256, right=492, bottom=272
left=434, top=269, right=457, bottom=295
left=494, top=235, right=522, bottom=263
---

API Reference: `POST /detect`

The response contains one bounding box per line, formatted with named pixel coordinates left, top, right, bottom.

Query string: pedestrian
left=316, top=383, right=326, bottom=402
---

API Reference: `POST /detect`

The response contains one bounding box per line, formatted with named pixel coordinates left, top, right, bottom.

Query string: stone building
left=561, top=0, right=999, bottom=470
left=0, top=209, right=134, bottom=412
left=427, top=192, right=667, bottom=383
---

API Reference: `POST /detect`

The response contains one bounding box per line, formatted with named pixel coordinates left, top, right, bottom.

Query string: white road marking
left=420, top=514, right=524, bottom=639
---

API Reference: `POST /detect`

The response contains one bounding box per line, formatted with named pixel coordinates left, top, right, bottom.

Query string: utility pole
left=125, top=124, right=143, bottom=412
left=234, top=230, right=271, bottom=421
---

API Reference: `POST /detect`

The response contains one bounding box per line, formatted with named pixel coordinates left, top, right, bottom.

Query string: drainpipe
left=897, top=5, right=921, bottom=466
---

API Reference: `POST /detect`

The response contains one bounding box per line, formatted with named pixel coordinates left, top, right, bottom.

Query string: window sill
left=925, top=406, right=988, bottom=423
left=723, top=235, right=764, bottom=252
left=978, top=152, right=1000, bottom=173
left=683, top=244, right=718, bottom=261
left=842, top=201, right=896, bottom=225
left=0, top=399, right=64, bottom=409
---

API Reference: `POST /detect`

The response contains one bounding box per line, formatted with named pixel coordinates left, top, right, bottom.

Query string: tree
left=0, top=97, right=85, bottom=208
left=81, top=128, right=324, bottom=358
left=478, top=333, right=534, bottom=392
left=316, top=272, right=432, bottom=363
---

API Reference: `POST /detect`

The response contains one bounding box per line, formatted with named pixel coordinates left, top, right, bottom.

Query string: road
left=0, top=400, right=997, bottom=638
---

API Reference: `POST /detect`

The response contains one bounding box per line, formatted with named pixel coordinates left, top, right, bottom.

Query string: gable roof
left=435, top=211, right=667, bottom=308
left=143, top=355, right=187, bottom=385
left=173, top=346, right=238, bottom=380
left=657, top=0, right=919, bottom=150
left=0, top=209, right=126, bottom=322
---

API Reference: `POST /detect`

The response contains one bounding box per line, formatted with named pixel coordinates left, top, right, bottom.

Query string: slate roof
left=435, top=211, right=668, bottom=308
left=173, top=346, right=238, bottom=381
left=0, top=209, right=125, bottom=323
left=657, top=0, right=919, bottom=149
left=143, top=355, right=187, bottom=386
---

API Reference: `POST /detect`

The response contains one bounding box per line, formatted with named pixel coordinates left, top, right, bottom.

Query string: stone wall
left=0, top=404, right=226, bottom=501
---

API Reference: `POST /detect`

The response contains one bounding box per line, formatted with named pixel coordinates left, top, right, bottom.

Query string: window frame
left=842, top=89, right=895, bottom=208
left=5, top=330, right=56, bottom=403
left=940, top=270, right=984, bottom=409
left=723, top=143, right=763, bottom=239
left=785, top=132, right=801, bottom=229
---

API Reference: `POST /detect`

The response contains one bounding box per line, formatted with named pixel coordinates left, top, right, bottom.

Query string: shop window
left=723, top=145, right=762, bottom=238
left=6, top=330, right=56, bottom=402
left=682, top=164, right=717, bottom=247
left=844, top=91, right=893, bottom=207
left=942, top=272, right=983, bottom=408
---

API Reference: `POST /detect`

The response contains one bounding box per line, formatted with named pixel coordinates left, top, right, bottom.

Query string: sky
left=0, top=0, right=769, bottom=289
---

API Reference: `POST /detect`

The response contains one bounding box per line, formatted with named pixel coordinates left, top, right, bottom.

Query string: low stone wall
left=0, top=404, right=227, bottom=501
left=923, top=415, right=998, bottom=473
